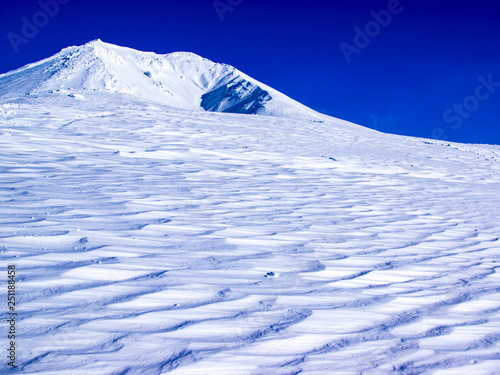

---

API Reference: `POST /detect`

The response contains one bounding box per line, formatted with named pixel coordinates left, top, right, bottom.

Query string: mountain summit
left=0, top=40, right=319, bottom=118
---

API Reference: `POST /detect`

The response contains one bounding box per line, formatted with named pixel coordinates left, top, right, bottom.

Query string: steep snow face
left=0, top=40, right=319, bottom=118
left=201, top=75, right=272, bottom=114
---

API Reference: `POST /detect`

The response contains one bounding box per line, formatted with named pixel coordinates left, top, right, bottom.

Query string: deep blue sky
left=1, top=0, right=499, bottom=144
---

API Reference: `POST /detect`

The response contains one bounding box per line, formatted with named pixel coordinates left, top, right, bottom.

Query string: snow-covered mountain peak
left=0, top=40, right=320, bottom=118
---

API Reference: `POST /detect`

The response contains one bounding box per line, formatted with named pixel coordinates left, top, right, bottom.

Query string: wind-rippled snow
left=1, top=93, right=500, bottom=374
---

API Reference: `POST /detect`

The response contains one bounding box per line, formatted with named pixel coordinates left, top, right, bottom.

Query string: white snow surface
left=1, top=44, right=500, bottom=374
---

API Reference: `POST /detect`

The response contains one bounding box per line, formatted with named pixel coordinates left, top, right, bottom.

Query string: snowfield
left=1, top=42, right=500, bottom=374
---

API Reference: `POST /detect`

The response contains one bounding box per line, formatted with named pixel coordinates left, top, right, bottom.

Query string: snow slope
left=0, top=40, right=320, bottom=118
left=1, top=45, right=500, bottom=374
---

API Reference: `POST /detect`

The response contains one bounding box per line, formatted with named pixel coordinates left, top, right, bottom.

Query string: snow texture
left=1, top=41, right=500, bottom=374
